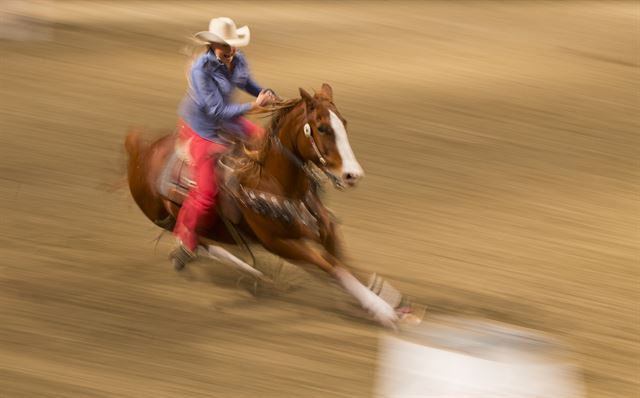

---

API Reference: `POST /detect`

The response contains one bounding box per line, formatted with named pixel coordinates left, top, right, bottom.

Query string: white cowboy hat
left=194, top=17, right=250, bottom=47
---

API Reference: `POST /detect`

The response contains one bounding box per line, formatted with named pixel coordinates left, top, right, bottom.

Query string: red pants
left=173, top=118, right=264, bottom=251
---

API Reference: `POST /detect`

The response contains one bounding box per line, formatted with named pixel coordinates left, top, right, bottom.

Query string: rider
left=171, top=17, right=276, bottom=269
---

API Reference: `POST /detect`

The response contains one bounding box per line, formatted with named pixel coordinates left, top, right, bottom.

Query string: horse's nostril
left=343, top=172, right=359, bottom=182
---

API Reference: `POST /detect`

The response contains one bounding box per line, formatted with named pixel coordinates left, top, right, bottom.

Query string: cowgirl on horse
left=125, top=17, right=423, bottom=328
left=172, top=17, right=277, bottom=269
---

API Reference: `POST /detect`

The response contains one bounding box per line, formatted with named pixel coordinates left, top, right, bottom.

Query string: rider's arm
left=234, top=53, right=263, bottom=97
left=192, top=67, right=252, bottom=120
left=242, top=77, right=263, bottom=97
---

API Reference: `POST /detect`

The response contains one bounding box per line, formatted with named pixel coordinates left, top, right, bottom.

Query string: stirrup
left=170, top=244, right=196, bottom=271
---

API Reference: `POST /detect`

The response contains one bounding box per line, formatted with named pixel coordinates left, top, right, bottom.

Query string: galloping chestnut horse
left=125, top=84, right=408, bottom=327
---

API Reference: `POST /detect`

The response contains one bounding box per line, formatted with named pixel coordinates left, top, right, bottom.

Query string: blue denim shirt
left=179, top=50, right=263, bottom=142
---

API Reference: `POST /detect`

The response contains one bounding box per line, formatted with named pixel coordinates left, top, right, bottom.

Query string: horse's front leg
left=321, top=220, right=345, bottom=261
left=260, top=237, right=398, bottom=328
left=306, top=195, right=344, bottom=260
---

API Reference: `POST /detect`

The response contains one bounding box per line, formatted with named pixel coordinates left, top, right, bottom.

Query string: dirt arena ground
left=1, top=2, right=638, bottom=397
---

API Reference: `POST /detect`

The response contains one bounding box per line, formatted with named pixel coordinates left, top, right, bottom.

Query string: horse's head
left=296, top=84, right=364, bottom=189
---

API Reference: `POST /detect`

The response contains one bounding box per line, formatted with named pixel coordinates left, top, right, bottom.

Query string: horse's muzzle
left=342, top=171, right=363, bottom=187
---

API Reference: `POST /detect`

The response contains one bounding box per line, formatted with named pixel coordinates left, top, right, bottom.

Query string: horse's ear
left=299, top=88, right=316, bottom=111
left=299, top=87, right=313, bottom=103
left=320, top=83, right=333, bottom=101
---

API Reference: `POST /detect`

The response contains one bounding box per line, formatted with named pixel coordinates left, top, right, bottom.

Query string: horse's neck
left=261, top=110, right=309, bottom=199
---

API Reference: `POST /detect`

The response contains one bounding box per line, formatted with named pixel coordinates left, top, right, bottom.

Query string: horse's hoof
left=398, top=313, right=423, bottom=326
left=396, top=304, right=427, bottom=327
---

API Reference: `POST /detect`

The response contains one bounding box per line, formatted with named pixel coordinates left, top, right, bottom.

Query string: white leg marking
left=334, top=267, right=398, bottom=328
left=201, top=245, right=265, bottom=280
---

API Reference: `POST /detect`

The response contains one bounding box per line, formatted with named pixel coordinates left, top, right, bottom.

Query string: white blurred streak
left=376, top=317, right=585, bottom=398
left=0, top=0, right=51, bottom=41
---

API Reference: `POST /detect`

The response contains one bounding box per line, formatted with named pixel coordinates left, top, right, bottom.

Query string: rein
left=270, top=133, right=342, bottom=189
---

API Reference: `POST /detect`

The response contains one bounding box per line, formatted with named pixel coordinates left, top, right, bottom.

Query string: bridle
left=269, top=104, right=345, bottom=189
left=270, top=130, right=344, bottom=190
left=303, top=123, right=327, bottom=167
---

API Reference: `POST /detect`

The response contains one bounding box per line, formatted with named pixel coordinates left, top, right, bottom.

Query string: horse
left=125, top=83, right=417, bottom=327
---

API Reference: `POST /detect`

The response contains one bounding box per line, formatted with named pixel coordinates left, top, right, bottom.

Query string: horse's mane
left=243, top=98, right=302, bottom=163
left=263, top=98, right=303, bottom=136
left=227, top=98, right=302, bottom=189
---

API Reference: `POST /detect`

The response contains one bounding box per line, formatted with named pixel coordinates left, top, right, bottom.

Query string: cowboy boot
left=169, top=243, right=196, bottom=271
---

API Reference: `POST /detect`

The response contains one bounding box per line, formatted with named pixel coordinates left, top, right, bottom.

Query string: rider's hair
left=180, top=37, right=211, bottom=81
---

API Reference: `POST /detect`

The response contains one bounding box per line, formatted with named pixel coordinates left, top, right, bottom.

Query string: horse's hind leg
left=203, top=244, right=266, bottom=280
left=260, top=237, right=398, bottom=327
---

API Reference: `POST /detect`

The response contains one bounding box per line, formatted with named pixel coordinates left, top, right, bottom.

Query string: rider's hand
left=264, top=88, right=280, bottom=102
left=253, top=91, right=270, bottom=109
left=255, top=89, right=279, bottom=108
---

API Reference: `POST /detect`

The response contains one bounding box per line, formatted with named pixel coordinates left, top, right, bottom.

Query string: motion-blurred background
left=1, top=1, right=638, bottom=397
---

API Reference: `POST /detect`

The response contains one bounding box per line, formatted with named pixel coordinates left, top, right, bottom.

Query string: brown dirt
left=1, top=2, right=638, bottom=397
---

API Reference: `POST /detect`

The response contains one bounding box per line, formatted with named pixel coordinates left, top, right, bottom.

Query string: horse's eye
left=317, top=125, right=332, bottom=135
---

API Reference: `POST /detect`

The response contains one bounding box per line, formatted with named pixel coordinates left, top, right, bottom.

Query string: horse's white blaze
left=329, top=110, right=364, bottom=180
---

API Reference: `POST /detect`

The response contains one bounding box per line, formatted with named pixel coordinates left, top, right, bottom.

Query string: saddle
left=158, top=135, right=321, bottom=236
left=158, top=137, right=244, bottom=224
